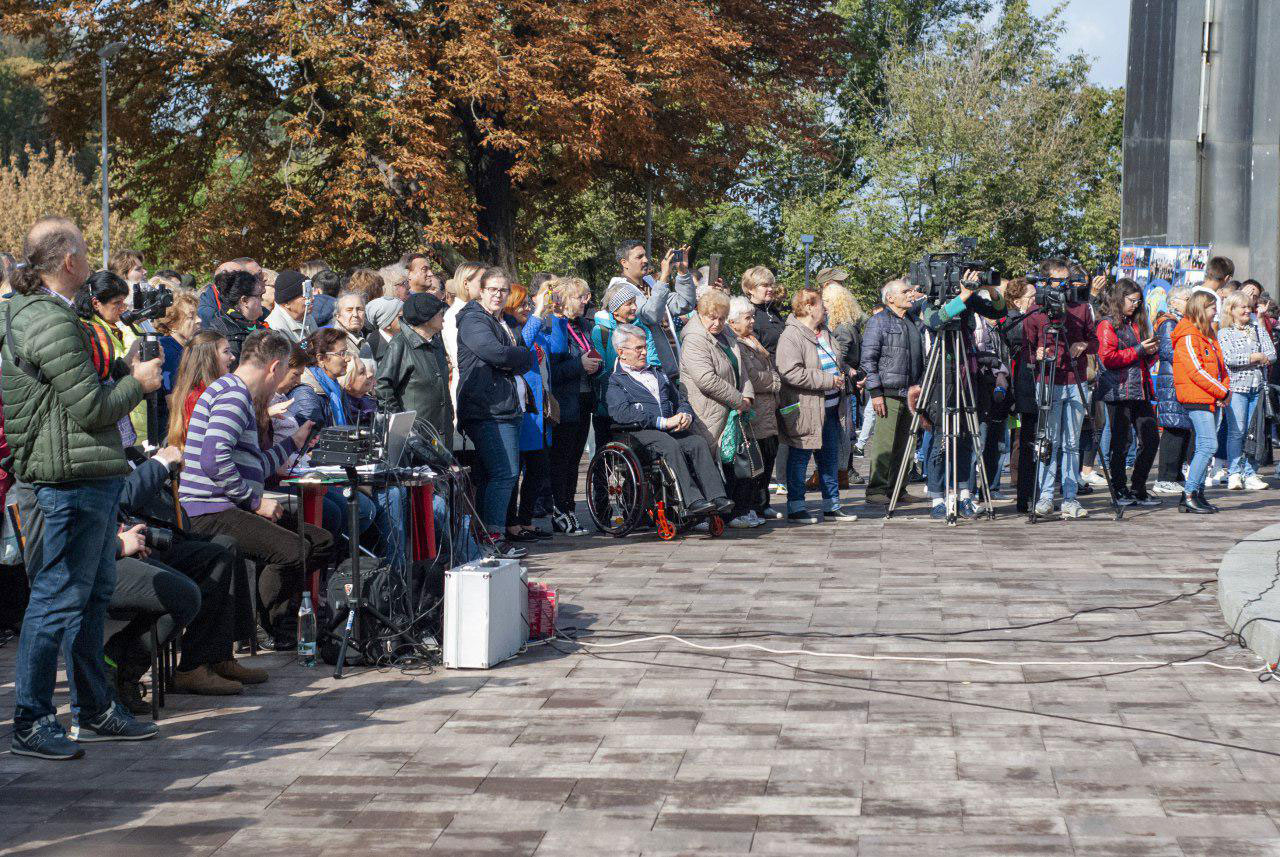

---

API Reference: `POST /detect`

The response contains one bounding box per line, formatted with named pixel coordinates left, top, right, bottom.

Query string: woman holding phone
left=545, top=277, right=603, bottom=534
left=1096, top=277, right=1161, bottom=506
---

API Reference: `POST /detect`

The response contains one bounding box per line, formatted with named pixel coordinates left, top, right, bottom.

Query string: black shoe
left=1077, top=482, right=1094, bottom=495
left=711, top=497, right=735, bottom=516
left=788, top=511, right=820, bottom=524
left=1131, top=491, right=1161, bottom=507
left=848, top=471, right=866, bottom=486
left=1180, top=491, right=1214, bottom=514
left=493, top=540, right=528, bottom=559
left=1114, top=488, right=1135, bottom=506
left=687, top=499, right=715, bottom=516
left=852, top=444, right=865, bottom=458
left=505, top=529, right=541, bottom=543
left=108, top=663, right=150, bottom=717
left=525, top=527, right=553, bottom=540
left=1196, top=488, right=1220, bottom=513
left=826, top=507, right=858, bottom=521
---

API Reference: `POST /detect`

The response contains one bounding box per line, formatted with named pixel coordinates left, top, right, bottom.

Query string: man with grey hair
left=859, top=278, right=924, bottom=503
left=605, top=324, right=732, bottom=517
left=378, top=263, right=410, bottom=302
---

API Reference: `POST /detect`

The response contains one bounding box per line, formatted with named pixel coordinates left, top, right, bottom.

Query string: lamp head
left=98, top=41, right=126, bottom=60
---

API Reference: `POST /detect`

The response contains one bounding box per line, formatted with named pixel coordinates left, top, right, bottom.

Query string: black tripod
left=1027, top=320, right=1123, bottom=523
left=887, top=323, right=995, bottom=526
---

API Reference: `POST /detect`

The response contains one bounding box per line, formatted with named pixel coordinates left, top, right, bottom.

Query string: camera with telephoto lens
left=1028, top=271, right=1089, bottom=320
left=122, top=516, right=174, bottom=553
left=908, top=237, right=1001, bottom=305
left=121, top=288, right=174, bottom=361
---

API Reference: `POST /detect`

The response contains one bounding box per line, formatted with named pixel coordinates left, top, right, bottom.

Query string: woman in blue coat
left=502, top=282, right=558, bottom=542
left=1152, top=285, right=1192, bottom=495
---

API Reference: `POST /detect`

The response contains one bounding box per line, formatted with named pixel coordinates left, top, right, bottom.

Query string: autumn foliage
left=1, top=0, right=839, bottom=270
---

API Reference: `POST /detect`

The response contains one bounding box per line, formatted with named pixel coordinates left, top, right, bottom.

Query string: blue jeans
left=786, top=405, right=842, bottom=513
left=322, top=485, right=377, bottom=546
left=14, top=478, right=122, bottom=729
left=462, top=417, right=522, bottom=532
left=1225, top=390, right=1260, bottom=476
left=1185, top=408, right=1218, bottom=493
left=927, top=427, right=973, bottom=498
left=1037, top=384, right=1085, bottom=503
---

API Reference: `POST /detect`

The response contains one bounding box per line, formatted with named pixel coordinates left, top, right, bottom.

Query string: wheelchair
left=586, top=432, right=725, bottom=540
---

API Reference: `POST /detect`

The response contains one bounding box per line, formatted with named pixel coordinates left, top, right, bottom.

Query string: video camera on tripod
left=909, top=237, right=1001, bottom=306
left=1027, top=272, right=1089, bottom=319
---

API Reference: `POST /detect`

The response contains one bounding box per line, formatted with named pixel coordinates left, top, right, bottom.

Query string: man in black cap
left=375, top=293, right=452, bottom=438
left=264, top=269, right=317, bottom=343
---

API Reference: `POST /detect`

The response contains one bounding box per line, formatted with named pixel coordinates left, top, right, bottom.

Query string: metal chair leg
left=149, top=623, right=161, bottom=722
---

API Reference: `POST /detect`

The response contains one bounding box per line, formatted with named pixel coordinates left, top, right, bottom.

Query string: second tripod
left=887, top=324, right=995, bottom=526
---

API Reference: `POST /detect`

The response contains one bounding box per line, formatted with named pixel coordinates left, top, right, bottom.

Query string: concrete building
left=1123, top=0, right=1280, bottom=284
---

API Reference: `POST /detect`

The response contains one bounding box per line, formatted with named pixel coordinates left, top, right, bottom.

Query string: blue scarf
left=308, top=366, right=348, bottom=426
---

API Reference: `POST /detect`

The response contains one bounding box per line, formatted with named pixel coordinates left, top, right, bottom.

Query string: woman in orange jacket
left=1171, top=291, right=1230, bottom=513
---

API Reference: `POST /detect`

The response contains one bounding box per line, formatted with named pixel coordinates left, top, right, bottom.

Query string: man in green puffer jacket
left=2, top=217, right=163, bottom=760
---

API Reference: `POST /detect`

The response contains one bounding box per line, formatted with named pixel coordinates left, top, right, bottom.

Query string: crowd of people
left=1, top=212, right=1275, bottom=763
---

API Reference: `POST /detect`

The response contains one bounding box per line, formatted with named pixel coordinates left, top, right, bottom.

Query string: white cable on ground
left=563, top=633, right=1265, bottom=674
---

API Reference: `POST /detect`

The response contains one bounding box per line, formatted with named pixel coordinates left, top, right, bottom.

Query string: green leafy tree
left=777, top=0, right=1122, bottom=302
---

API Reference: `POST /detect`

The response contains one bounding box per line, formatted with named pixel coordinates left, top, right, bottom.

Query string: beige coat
left=776, top=315, right=848, bottom=449
left=739, top=337, right=780, bottom=439
left=680, top=313, right=754, bottom=449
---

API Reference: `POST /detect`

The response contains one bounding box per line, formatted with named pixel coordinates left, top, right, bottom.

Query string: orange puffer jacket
left=1171, top=317, right=1229, bottom=409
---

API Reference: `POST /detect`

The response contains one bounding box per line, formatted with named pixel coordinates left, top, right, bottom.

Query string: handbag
left=732, top=422, right=765, bottom=480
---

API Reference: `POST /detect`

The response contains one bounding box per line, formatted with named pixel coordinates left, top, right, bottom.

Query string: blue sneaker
left=930, top=503, right=946, bottom=520
left=70, top=702, right=158, bottom=743
left=958, top=498, right=977, bottom=519
left=11, top=715, right=84, bottom=760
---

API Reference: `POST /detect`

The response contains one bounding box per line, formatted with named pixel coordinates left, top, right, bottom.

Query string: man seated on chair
left=605, top=323, right=733, bottom=517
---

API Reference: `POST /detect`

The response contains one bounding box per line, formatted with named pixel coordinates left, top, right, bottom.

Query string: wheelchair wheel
left=708, top=515, right=725, bottom=537
left=587, top=442, right=648, bottom=536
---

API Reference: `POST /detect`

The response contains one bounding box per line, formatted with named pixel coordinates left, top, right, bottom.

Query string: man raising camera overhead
left=1019, top=258, right=1101, bottom=520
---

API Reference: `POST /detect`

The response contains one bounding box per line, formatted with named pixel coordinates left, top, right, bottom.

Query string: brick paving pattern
left=0, top=485, right=1278, bottom=855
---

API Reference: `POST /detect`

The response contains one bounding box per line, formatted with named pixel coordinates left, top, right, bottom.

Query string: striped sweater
left=179, top=374, right=296, bottom=517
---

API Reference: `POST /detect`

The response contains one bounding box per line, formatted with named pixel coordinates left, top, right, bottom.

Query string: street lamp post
left=98, top=41, right=126, bottom=269
left=801, top=234, right=814, bottom=291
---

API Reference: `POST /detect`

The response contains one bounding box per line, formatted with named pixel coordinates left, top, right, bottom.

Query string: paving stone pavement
left=1, top=483, right=1279, bottom=856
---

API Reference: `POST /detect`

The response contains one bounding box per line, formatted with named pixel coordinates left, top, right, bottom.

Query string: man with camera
left=917, top=271, right=1006, bottom=520
left=3, top=216, right=164, bottom=759
left=1020, top=258, right=1099, bottom=520
left=607, top=240, right=697, bottom=379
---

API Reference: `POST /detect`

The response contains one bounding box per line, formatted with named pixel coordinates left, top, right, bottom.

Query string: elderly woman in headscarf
left=363, top=296, right=403, bottom=364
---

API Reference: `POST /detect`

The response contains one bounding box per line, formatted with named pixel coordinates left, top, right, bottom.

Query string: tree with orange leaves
left=0, top=0, right=838, bottom=271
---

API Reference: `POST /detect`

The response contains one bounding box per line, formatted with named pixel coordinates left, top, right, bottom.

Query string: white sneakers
left=1081, top=470, right=1108, bottom=487
left=1227, top=473, right=1244, bottom=490
left=1244, top=474, right=1269, bottom=491
left=1151, top=481, right=1184, bottom=495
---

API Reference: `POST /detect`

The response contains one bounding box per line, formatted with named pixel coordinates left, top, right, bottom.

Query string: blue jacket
left=513, top=314, right=548, bottom=452
left=311, top=293, right=336, bottom=328
left=606, top=364, right=692, bottom=430
left=1155, top=313, right=1190, bottom=429
left=860, top=307, right=925, bottom=397
left=546, top=316, right=594, bottom=424
left=284, top=380, right=332, bottom=429
left=197, top=283, right=221, bottom=328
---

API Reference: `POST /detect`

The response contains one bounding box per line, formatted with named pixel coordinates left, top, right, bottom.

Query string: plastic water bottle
left=297, top=592, right=317, bottom=668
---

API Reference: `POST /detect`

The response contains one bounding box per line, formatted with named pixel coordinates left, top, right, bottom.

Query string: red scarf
left=183, top=383, right=207, bottom=429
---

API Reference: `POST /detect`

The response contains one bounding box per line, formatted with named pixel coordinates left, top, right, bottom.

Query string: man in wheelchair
left=605, top=324, right=734, bottom=517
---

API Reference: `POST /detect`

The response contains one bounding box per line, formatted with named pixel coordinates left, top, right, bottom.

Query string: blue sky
left=989, top=0, right=1130, bottom=88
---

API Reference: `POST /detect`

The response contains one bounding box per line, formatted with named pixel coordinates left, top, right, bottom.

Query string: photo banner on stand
left=1117, top=243, right=1211, bottom=328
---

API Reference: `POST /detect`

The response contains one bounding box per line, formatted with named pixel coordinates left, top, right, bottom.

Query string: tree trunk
left=460, top=107, right=519, bottom=272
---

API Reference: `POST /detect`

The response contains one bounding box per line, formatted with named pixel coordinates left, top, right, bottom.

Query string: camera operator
left=118, top=444, right=266, bottom=695
left=1021, top=258, right=1099, bottom=520
left=998, top=278, right=1042, bottom=513
left=3, top=217, right=163, bottom=758
left=917, top=270, right=1006, bottom=520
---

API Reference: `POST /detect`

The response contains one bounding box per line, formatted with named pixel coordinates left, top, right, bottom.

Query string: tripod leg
left=887, top=341, right=941, bottom=517
left=955, top=336, right=994, bottom=518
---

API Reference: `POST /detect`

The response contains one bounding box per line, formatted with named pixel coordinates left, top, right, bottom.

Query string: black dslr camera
left=121, top=288, right=174, bottom=361
left=909, top=237, right=1001, bottom=305
left=121, top=516, right=174, bottom=553
left=1028, top=271, right=1089, bottom=319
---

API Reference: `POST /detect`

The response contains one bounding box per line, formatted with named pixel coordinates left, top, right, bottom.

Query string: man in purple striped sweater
left=180, top=330, right=332, bottom=649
